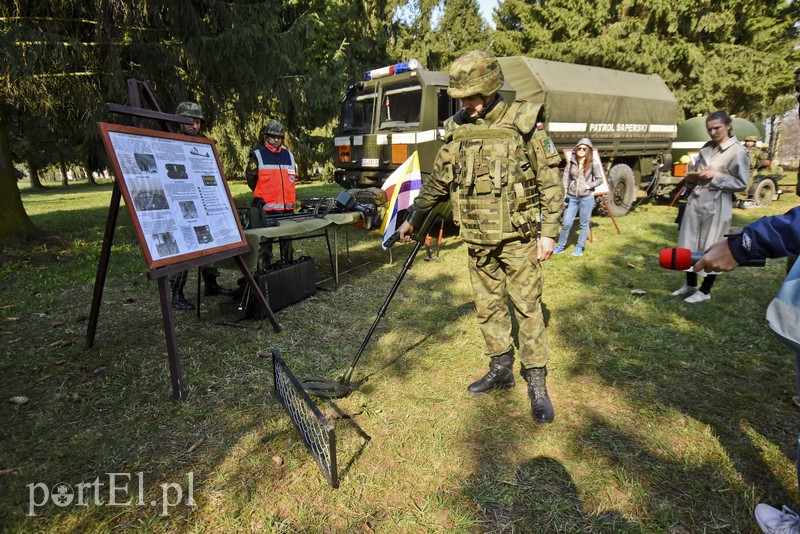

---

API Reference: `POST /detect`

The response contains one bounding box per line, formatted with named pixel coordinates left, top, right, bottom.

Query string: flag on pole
left=380, top=151, right=422, bottom=249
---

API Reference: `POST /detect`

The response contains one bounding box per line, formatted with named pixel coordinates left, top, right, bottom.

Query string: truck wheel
left=752, top=178, right=776, bottom=207
left=601, top=164, right=637, bottom=217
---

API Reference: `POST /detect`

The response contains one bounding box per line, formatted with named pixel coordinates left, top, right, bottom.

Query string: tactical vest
left=446, top=101, right=549, bottom=246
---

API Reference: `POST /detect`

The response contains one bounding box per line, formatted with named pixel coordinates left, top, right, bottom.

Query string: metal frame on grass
left=272, top=349, right=338, bottom=488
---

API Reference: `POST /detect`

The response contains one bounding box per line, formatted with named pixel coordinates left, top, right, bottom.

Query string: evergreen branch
left=0, top=16, right=98, bottom=24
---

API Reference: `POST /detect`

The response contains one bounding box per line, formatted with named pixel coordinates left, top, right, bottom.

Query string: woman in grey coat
left=554, top=138, right=604, bottom=257
left=672, top=110, right=749, bottom=303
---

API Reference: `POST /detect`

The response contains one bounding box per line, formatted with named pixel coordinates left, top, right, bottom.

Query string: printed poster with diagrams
left=98, top=123, right=247, bottom=270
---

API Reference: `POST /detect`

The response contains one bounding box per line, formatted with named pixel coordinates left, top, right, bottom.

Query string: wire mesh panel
left=272, top=348, right=338, bottom=488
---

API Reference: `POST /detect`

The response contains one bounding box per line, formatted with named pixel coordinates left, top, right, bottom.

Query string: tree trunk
left=60, top=157, right=69, bottom=187
left=0, top=109, right=38, bottom=242
left=28, top=159, right=44, bottom=188
left=773, top=118, right=784, bottom=170
left=86, top=166, right=97, bottom=184
left=769, top=115, right=781, bottom=162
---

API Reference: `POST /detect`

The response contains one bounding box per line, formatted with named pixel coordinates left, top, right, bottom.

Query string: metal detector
left=302, top=238, right=423, bottom=398
left=301, top=205, right=449, bottom=399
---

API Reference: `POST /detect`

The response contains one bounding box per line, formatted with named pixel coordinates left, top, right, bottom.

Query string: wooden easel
left=587, top=195, right=621, bottom=243
left=598, top=194, right=621, bottom=235
left=85, top=79, right=280, bottom=400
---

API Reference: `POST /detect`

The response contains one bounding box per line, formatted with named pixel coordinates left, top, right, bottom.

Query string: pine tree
left=493, top=0, right=799, bottom=120
left=388, top=0, right=489, bottom=71
left=0, top=0, right=392, bottom=241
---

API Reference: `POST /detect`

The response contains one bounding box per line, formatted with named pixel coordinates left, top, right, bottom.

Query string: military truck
left=334, top=57, right=784, bottom=215
left=334, top=57, right=681, bottom=217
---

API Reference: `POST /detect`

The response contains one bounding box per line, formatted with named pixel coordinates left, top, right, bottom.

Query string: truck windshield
left=379, top=82, right=422, bottom=131
left=339, top=86, right=376, bottom=135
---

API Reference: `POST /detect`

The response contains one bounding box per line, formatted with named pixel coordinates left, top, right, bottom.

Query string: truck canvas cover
left=498, top=56, right=678, bottom=145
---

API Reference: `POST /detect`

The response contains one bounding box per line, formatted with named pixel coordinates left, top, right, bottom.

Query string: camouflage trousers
left=467, top=238, right=552, bottom=369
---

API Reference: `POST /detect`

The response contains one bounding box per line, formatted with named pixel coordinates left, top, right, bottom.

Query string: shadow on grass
left=542, top=227, right=800, bottom=528
left=450, top=202, right=800, bottom=531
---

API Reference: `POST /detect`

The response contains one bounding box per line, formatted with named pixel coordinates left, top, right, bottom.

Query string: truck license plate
left=361, top=158, right=380, bottom=167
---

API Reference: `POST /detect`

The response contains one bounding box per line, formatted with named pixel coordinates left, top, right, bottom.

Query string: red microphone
left=659, top=247, right=765, bottom=270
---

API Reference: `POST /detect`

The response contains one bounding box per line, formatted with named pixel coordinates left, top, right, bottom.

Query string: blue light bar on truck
left=365, top=59, right=420, bottom=81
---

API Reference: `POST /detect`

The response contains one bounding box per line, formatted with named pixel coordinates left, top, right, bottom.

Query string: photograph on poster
left=165, top=163, right=189, bottom=179
left=131, top=186, right=170, bottom=211
left=563, top=147, right=609, bottom=196
left=99, top=123, right=246, bottom=270
left=154, top=232, right=180, bottom=257
left=179, top=200, right=199, bottom=220
left=194, top=225, right=214, bottom=244
left=133, top=153, right=158, bottom=173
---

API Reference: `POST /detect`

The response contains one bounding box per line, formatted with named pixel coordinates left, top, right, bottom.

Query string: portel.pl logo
left=27, top=472, right=195, bottom=517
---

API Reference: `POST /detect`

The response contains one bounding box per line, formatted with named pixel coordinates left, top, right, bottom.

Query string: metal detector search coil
left=271, top=349, right=338, bottom=488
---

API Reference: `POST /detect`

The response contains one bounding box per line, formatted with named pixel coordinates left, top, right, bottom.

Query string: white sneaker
left=671, top=284, right=697, bottom=297
left=755, top=503, right=800, bottom=534
left=685, top=291, right=711, bottom=303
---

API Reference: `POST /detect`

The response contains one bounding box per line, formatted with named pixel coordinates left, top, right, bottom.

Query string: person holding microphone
left=694, top=206, right=800, bottom=534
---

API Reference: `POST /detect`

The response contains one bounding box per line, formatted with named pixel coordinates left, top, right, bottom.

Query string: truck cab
left=334, top=60, right=514, bottom=190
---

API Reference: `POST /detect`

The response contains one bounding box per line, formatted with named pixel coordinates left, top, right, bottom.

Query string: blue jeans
left=558, top=194, right=595, bottom=248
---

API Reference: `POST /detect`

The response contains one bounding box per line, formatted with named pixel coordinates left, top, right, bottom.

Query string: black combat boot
left=525, top=367, right=554, bottom=424
left=171, top=274, right=195, bottom=311
left=203, top=271, right=232, bottom=296
left=467, top=353, right=515, bottom=395
left=171, top=288, right=195, bottom=311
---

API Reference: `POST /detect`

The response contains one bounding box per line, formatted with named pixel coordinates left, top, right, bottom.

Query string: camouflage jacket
left=408, top=96, right=564, bottom=243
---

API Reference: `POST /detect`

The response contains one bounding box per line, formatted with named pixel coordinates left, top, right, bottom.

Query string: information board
left=98, top=123, right=247, bottom=270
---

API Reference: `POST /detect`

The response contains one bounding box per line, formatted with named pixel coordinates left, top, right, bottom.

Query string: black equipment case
left=252, top=256, right=317, bottom=313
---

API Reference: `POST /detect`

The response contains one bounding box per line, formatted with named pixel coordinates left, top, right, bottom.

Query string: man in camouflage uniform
left=738, top=136, right=767, bottom=206
left=169, top=101, right=232, bottom=310
left=397, top=51, right=564, bottom=424
left=744, top=136, right=767, bottom=173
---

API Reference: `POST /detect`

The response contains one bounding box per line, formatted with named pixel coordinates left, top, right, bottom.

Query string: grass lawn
left=2, top=177, right=800, bottom=532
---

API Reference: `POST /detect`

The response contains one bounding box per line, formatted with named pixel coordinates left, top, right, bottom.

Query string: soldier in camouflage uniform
left=169, top=101, right=232, bottom=310
left=397, top=51, right=564, bottom=424
left=744, top=136, right=766, bottom=173
left=738, top=136, right=766, bottom=206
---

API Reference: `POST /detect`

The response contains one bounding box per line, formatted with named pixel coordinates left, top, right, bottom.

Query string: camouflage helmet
left=744, top=135, right=758, bottom=142
left=447, top=51, right=504, bottom=99
left=175, top=101, right=204, bottom=121
left=260, top=121, right=285, bottom=138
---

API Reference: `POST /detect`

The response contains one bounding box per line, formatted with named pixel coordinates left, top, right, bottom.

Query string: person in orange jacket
left=245, top=121, right=297, bottom=262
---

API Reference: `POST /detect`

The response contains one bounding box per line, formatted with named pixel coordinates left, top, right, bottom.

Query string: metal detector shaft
left=340, top=239, right=424, bottom=385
